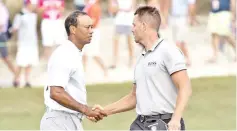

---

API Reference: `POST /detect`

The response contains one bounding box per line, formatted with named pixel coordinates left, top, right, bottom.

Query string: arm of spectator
left=0, top=7, right=7, bottom=32
left=11, top=14, right=21, bottom=34
left=231, top=0, right=236, bottom=21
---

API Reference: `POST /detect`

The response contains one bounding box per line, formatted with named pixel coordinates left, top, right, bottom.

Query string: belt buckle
left=140, top=115, right=145, bottom=123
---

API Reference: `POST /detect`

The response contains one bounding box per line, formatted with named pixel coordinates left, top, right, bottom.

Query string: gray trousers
left=40, top=108, right=84, bottom=130
left=130, top=115, right=185, bottom=131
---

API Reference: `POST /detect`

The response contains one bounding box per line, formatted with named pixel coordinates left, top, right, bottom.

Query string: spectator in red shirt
left=38, top=0, right=65, bottom=61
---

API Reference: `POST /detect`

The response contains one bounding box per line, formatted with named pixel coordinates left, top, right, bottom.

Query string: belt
left=138, top=113, right=173, bottom=123
left=46, top=107, right=84, bottom=121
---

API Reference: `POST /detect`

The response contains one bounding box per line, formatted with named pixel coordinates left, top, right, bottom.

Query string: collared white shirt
left=44, top=40, right=87, bottom=114
left=13, top=8, right=38, bottom=46
left=134, top=38, right=187, bottom=115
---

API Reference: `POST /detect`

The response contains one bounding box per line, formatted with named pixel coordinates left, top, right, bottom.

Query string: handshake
left=84, top=105, right=107, bottom=122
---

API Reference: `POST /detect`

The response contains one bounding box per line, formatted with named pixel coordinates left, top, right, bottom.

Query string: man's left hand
left=168, top=119, right=181, bottom=131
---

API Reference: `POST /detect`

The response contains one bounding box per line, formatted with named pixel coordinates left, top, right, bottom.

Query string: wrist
left=82, top=105, right=89, bottom=115
left=171, top=113, right=182, bottom=121
left=104, top=106, right=114, bottom=116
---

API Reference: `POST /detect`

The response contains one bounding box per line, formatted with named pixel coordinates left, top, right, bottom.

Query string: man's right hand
left=84, top=106, right=107, bottom=121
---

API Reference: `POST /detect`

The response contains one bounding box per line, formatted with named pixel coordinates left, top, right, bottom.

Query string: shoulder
left=50, top=44, right=70, bottom=62
left=159, top=40, right=179, bottom=51
left=52, top=43, right=81, bottom=62
left=159, top=40, right=184, bottom=58
left=0, top=4, right=9, bottom=16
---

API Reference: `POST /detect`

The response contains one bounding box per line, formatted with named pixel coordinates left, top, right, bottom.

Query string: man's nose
left=89, top=28, right=93, bottom=34
left=132, top=27, right=135, bottom=33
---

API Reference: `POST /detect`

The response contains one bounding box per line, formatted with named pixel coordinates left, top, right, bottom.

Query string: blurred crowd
left=0, top=0, right=236, bottom=88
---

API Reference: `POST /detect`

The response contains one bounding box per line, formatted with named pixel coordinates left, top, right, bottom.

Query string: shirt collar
left=66, top=40, right=82, bottom=52
left=142, top=38, right=164, bottom=56
left=22, top=8, right=31, bottom=13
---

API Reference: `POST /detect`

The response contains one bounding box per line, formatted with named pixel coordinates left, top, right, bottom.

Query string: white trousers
left=40, top=108, right=84, bottom=130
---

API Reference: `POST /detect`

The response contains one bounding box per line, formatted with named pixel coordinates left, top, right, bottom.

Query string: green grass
left=0, top=76, right=235, bottom=130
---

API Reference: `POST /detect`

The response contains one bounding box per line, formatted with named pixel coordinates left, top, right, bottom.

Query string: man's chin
left=134, top=39, right=139, bottom=44
left=85, top=41, right=91, bottom=44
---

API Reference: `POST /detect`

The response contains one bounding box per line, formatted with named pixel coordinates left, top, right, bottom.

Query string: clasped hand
left=86, top=105, right=107, bottom=122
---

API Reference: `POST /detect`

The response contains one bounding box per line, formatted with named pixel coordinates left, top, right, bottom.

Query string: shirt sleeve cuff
left=169, top=65, right=187, bottom=75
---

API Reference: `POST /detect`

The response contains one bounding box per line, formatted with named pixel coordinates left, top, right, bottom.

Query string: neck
left=68, top=36, right=84, bottom=51
left=142, top=31, right=159, bottom=51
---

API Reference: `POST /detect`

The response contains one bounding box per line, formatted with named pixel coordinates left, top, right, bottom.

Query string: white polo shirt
left=12, top=8, right=38, bottom=45
left=44, top=40, right=87, bottom=114
left=134, top=38, right=187, bottom=115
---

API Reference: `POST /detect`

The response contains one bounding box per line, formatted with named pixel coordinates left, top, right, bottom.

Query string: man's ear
left=69, top=26, right=76, bottom=35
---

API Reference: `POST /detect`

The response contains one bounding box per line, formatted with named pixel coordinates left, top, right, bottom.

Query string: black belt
left=138, top=113, right=172, bottom=123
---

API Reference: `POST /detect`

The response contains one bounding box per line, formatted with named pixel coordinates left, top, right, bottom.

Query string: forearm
left=172, top=86, right=192, bottom=120
left=104, top=93, right=136, bottom=115
left=50, top=87, right=88, bottom=114
left=231, top=0, right=236, bottom=20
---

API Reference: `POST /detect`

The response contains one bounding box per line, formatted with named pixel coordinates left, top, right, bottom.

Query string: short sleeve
left=163, top=46, right=187, bottom=75
left=133, top=55, right=142, bottom=84
left=47, top=57, right=73, bottom=88
left=38, top=0, right=43, bottom=7
left=133, top=69, right=136, bottom=84
left=12, top=14, right=21, bottom=30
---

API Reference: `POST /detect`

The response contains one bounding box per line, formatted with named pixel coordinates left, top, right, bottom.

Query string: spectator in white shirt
left=108, top=0, right=136, bottom=68
left=0, top=0, right=16, bottom=87
left=170, top=0, right=191, bottom=66
left=11, top=0, right=39, bottom=88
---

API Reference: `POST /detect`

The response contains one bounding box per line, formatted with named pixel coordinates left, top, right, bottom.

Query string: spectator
left=108, top=0, right=118, bottom=17
left=188, top=0, right=199, bottom=26
left=11, top=0, right=39, bottom=88
left=74, top=0, right=87, bottom=11
left=159, top=0, right=170, bottom=28
left=207, top=0, right=236, bottom=62
left=108, top=0, right=136, bottom=68
left=170, top=0, right=191, bottom=66
left=38, top=0, right=65, bottom=61
left=83, top=0, right=108, bottom=77
left=0, top=0, right=16, bottom=85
